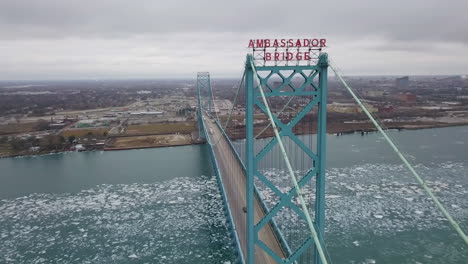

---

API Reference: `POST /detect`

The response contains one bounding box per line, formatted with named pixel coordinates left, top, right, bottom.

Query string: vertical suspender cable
left=250, top=61, right=330, bottom=264
left=330, top=64, right=468, bottom=246
left=225, top=70, right=246, bottom=130
left=206, top=71, right=245, bottom=147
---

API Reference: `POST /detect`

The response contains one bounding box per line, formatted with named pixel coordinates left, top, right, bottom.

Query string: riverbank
left=227, top=120, right=468, bottom=140
left=1, top=121, right=467, bottom=159
left=104, top=141, right=205, bottom=151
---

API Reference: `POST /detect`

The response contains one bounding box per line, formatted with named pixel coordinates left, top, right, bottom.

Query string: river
left=0, top=126, right=467, bottom=263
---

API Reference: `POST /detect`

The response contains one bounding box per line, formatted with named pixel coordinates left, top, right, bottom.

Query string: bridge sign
left=248, top=38, right=326, bottom=66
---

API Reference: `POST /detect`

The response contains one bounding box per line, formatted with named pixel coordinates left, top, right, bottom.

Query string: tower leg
left=245, top=59, right=255, bottom=264
left=315, top=56, right=328, bottom=264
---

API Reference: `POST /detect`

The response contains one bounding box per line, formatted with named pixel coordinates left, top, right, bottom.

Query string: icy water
left=1, top=126, right=467, bottom=263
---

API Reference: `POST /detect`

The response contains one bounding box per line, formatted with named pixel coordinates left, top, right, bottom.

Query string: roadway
left=204, top=115, right=286, bottom=263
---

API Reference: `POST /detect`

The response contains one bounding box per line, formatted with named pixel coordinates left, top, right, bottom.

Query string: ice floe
left=0, top=176, right=235, bottom=264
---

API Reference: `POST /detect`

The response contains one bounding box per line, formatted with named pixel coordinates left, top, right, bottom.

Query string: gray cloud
left=0, top=0, right=467, bottom=79
left=0, top=0, right=467, bottom=43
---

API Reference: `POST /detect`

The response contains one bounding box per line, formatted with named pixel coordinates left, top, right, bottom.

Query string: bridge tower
left=244, top=53, right=329, bottom=264
left=197, top=72, right=213, bottom=139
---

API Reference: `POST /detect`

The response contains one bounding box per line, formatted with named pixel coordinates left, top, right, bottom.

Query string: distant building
left=129, top=111, right=164, bottom=117
left=364, top=90, right=385, bottom=97
left=396, top=76, right=409, bottom=89
left=49, top=123, right=67, bottom=129
left=75, top=119, right=95, bottom=128
left=378, top=105, right=394, bottom=113
left=74, top=144, right=86, bottom=151
left=396, top=92, right=416, bottom=103
left=212, top=100, right=234, bottom=115
left=442, top=101, right=461, bottom=106
left=29, top=146, right=40, bottom=152
left=328, top=102, right=377, bottom=113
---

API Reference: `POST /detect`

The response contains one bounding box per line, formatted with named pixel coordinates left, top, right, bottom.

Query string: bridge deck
left=204, top=116, right=285, bottom=263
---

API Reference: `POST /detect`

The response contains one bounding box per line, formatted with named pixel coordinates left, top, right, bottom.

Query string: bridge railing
left=200, top=114, right=246, bottom=264
left=213, top=118, right=293, bottom=258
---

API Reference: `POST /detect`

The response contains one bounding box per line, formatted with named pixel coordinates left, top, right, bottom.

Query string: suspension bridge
left=196, top=50, right=467, bottom=264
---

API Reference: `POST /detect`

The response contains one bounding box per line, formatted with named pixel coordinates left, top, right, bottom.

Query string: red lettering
left=249, top=38, right=327, bottom=48
left=296, top=52, right=303, bottom=60
left=256, top=39, right=264, bottom=48
left=280, top=39, right=286, bottom=47
left=311, top=39, right=319, bottom=47
left=295, top=39, right=302, bottom=47
left=274, top=52, right=280, bottom=61
left=319, top=39, right=327, bottom=47
left=273, top=39, right=279, bottom=47
left=249, top=38, right=327, bottom=62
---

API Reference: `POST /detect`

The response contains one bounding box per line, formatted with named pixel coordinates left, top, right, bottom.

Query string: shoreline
left=103, top=141, right=205, bottom=151
left=1, top=123, right=467, bottom=159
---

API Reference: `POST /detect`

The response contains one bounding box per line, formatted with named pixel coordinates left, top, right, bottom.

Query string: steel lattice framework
left=245, top=53, right=329, bottom=264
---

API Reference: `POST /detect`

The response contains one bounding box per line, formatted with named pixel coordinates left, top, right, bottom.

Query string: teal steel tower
left=244, top=53, right=329, bottom=264
left=197, top=72, right=213, bottom=139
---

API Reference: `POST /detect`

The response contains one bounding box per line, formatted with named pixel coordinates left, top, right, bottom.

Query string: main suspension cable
left=330, top=63, right=468, bottom=246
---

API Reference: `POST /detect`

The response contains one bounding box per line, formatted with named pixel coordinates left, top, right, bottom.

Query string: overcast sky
left=0, top=0, right=467, bottom=80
